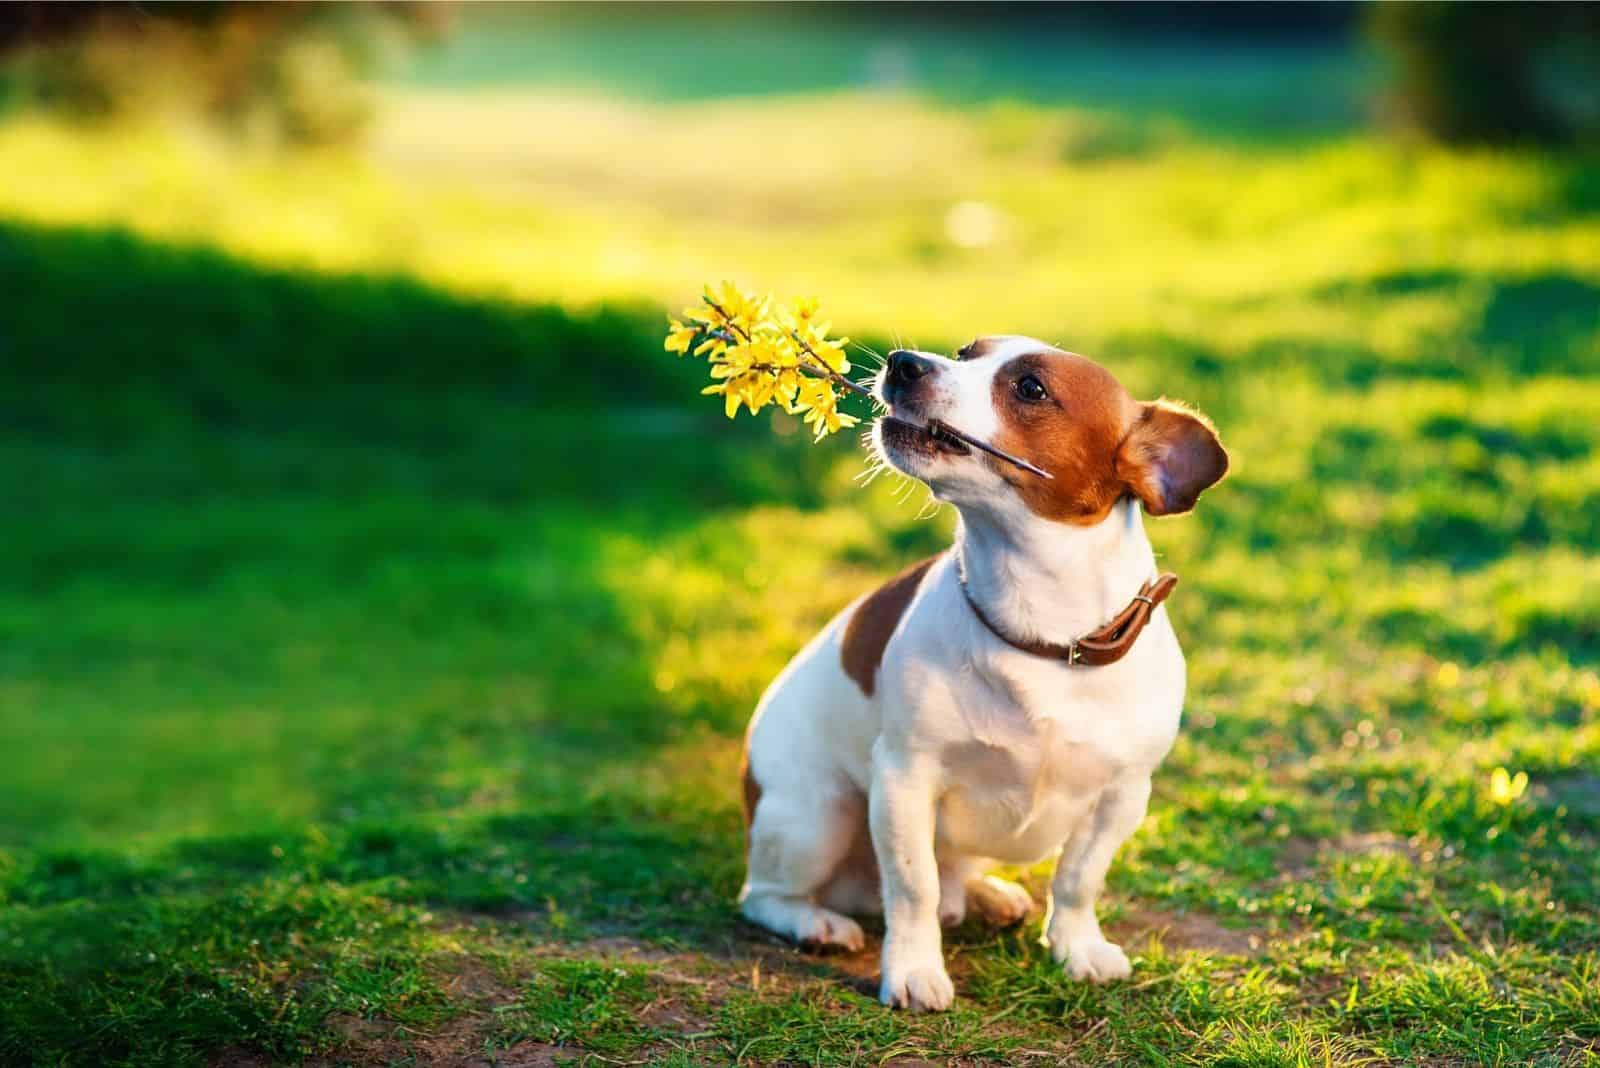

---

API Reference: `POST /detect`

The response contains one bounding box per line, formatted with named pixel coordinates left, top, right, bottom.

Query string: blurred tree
left=1371, top=0, right=1600, bottom=145
left=0, top=2, right=450, bottom=145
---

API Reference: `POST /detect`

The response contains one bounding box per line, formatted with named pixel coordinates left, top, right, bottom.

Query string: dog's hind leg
left=933, top=857, right=1033, bottom=927
left=817, top=818, right=881, bottom=916
left=740, top=786, right=867, bottom=952
left=966, top=873, right=1034, bottom=926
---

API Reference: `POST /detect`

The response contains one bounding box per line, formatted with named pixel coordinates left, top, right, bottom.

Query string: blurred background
left=2, top=4, right=1599, bottom=1064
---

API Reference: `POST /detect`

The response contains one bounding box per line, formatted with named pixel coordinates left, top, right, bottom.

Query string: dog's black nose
left=887, top=350, right=934, bottom=389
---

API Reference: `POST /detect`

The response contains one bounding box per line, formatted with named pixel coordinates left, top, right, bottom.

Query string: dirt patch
left=1335, top=830, right=1422, bottom=863
left=484, top=1044, right=570, bottom=1067
left=1114, top=905, right=1262, bottom=958
left=1540, top=773, right=1600, bottom=819
left=295, top=939, right=791, bottom=1067
left=207, top=1049, right=275, bottom=1068
left=311, top=1008, right=675, bottom=1068
left=297, top=952, right=622, bottom=1068
left=311, top=1012, right=543, bottom=1068
left=533, top=934, right=683, bottom=962
left=522, top=922, right=895, bottom=997
left=641, top=997, right=712, bottom=1037
left=440, top=955, right=525, bottom=1008
left=288, top=925, right=1143, bottom=1066
left=1278, top=829, right=1423, bottom=880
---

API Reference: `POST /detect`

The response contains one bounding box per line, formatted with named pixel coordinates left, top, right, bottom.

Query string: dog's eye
left=1015, top=374, right=1048, bottom=402
left=956, top=341, right=975, bottom=359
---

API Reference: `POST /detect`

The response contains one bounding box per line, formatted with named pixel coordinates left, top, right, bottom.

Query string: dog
left=737, top=336, right=1228, bottom=1011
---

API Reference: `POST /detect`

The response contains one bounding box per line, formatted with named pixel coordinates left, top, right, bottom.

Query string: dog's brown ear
left=1115, top=400, right=1228, bottom=516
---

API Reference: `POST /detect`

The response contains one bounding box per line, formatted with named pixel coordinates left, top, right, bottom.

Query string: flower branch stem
left=705, top=297, right=877, bottom=403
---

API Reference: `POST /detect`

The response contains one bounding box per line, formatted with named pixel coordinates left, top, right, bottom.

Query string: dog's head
left=873, top=336, right=1228, bottom=524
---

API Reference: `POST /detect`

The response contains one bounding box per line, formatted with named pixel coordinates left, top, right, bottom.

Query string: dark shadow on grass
left=1119, top=267, right=1600, bottom=390
left=1371, top=602, right=1600, bottom=666
left=0, top=220, right=814, bottom=954
left=0, top=227, right=802, bottom=1062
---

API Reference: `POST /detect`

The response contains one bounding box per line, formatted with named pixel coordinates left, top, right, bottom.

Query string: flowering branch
left=664, top=281, right=1051, bottom=477
left=665, top=282, right=866, bottom=439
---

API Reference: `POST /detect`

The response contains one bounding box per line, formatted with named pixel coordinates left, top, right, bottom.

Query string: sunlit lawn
left=2, top=17, right=1599, bottom=1065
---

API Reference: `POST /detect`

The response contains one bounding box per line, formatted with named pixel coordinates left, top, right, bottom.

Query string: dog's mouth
left=878, top=415, right=1052, bottom=478
left=879, top=416, right=972, bottom=458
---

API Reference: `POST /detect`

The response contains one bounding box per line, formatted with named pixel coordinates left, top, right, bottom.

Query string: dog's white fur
left=739, top=336, right=1212, bottom=1011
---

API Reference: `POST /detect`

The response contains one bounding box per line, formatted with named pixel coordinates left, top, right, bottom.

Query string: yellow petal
left=664, top=320, right=698, bottom=354
left=693, top=336, right=728, bottom=359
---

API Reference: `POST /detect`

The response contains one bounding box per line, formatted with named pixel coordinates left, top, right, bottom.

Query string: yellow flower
left=792, top=377, right=859, bottom=439
left=667, top=284, right=861, bottom=437
left=664, top=319, right=699, bottom=355
left=773, top=366, right=803, bottom=409
left=703, top=280, right=769, bottom=337
left=692, top=334, right=729, bottom=360
left=739, top=371, right=777, bottom=414
left=803, top=335, right=851, bottom=375
left=1487, top=766, right=1528, bottom=807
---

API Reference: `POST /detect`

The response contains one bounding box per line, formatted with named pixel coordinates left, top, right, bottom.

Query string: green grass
left=2, top=24, right=1599, bottom=1063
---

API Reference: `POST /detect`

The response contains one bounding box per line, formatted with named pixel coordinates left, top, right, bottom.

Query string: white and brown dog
left=737, top=336, right=1228, bottom=1012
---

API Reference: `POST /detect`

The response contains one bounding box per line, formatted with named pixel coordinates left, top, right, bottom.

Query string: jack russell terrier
left=737, top=336, right=1228, bottom=1011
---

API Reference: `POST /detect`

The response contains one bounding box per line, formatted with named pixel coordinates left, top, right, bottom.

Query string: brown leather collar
left=960, top=572, right=1179, bottom=667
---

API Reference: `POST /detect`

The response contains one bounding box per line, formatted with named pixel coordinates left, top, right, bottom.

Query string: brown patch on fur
left=739, top=729, right=762, bottom=849
left=988, top=348, right=1140, bottom=524
left=985, top=345, right=1227, bottom=523
left=840, top=555, right=941, bottom=696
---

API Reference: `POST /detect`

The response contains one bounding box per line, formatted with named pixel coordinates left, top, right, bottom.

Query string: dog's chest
left=927, top=632, right=1182, bottom=863
left=936, top=723, right=1117, bottom=863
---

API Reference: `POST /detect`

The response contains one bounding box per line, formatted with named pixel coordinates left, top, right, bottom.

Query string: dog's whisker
left=852, top=340, right=887, bottom=370
left=854, top=454, right=891, bottom=485
left=856, top=466, right=887, bottom=488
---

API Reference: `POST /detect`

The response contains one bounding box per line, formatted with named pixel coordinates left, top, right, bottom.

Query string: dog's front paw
left=879, top=955, right=955, bottom=1012
left=1053, top=935, right=1131, bottom=983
